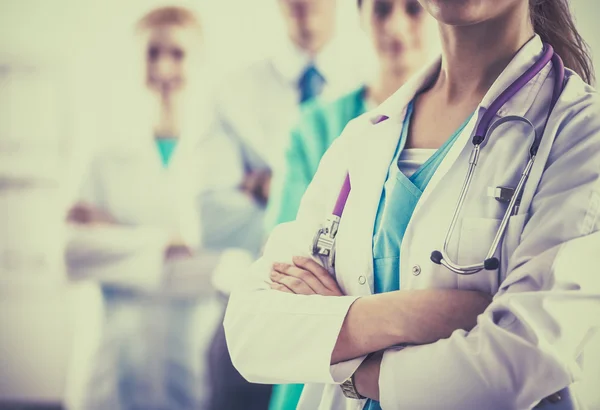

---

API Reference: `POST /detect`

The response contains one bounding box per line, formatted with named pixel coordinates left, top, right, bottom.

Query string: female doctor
left=224, top=0, right=600, bottom=409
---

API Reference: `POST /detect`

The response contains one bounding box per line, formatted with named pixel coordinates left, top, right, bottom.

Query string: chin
left=420, top=0, right=484, bottom=26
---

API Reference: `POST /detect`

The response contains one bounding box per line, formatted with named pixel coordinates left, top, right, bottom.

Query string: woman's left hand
left=270, top=256, right=344, bottom=296
left=354, top=351, right=383, bottom=401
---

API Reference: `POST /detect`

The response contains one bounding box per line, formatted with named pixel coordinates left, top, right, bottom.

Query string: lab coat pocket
left=457, top=217, right=501, bottom=293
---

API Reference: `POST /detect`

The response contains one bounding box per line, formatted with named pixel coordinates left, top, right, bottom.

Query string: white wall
left=0, top=0, right=363, bottom=79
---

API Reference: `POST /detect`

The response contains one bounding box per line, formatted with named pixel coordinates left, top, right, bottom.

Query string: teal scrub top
left=267, top=88, right=367, bottom=410
left=155, top=137, right=179, bottom=167
left=265, top=87, right=367, bottom=232
left=365, top=101, right=473, bottom=409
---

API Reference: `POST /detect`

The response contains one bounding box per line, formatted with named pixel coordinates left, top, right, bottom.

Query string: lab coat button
left=358, top=276, right=366, bottom=285
left=412, top=265, right=421, bottom=276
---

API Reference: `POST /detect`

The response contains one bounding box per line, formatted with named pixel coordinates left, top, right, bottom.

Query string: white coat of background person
left=224, top=0, right=600, bottom=409
left=64, top=7, right=248, bottom=410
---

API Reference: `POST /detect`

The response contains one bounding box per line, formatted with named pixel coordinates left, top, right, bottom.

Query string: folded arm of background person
left=64, top=153, right=216, bottom=295
left=224, top=130, right=493, bottom=386
left=66, top=206, right=227, bottom=297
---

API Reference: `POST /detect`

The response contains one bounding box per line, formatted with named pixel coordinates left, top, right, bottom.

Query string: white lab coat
left=64, top=105, right=248, bottom=409
left=66, top=103, right=247, bottom=290
left=215, top=38, right=366, bottom=172
left=224, top=36, right=600, bottom=409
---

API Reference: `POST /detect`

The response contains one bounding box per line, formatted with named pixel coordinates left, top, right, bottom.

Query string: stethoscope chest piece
left=311, top=215, right=340, bottom=271
left=430, top=115, right=540, bottom=275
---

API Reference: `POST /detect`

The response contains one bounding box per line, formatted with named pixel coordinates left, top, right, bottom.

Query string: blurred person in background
left=64, top=6, right=248, bottom=410
left=215, top=0, right=366, bottom=207
left=264, top=0, right=438, bottom=408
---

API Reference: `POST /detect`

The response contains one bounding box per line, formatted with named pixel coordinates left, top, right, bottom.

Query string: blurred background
left=0, top=0, right=598, bottom=409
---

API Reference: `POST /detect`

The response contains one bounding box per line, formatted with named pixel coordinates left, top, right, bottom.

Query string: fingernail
left=270, top=270, right=277, bottom=278
left=273, top=262, right=288, bottom=270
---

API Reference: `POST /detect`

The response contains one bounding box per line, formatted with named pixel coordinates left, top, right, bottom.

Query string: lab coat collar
left=366, top=56, right=441, bottom=126
left=370, top=35, right=548, bottom=124
left=478, top=34, right=548, bottom=118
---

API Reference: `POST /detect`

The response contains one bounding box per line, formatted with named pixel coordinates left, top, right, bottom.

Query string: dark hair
left=359, top=0, right=594, bottom=83
left=530, top=0, right=593, bottom=84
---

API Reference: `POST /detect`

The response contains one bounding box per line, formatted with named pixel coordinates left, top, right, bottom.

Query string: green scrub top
left=265, top=87, right=367, bottom=232
left=155, top=137, right=179, bottom=167
left=365, top=101, right=473, bottom=410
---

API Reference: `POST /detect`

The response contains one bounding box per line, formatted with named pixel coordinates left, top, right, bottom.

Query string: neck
left=295, top=37, right=327, bottom=57
left=367, top=65, right=413, bottom=105
left=435, top=3, right=534, bottom=102
left=154, top=91, right=182, bottom=137
left=291, top=27, right=333, bottom=57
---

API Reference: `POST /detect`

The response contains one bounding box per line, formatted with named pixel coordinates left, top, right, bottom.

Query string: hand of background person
left=67, top=203, right=117, bottom=225
left=240, top=168, right=271, bottom=206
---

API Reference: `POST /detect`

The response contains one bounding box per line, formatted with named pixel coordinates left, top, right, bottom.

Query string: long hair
left=530, top=0, right=594, bottom=84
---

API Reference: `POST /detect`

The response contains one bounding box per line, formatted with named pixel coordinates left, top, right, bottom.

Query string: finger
left=273, top=263, right=329, bottom=295
left=270, top=282, right=293, bottom=293
left=292, top=256, right=342, bottom=293
left=270, top=270, right=315, bottom=295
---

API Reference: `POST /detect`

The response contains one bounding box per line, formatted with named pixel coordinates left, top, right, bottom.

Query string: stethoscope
left=311, top=44, right=566, bottom=276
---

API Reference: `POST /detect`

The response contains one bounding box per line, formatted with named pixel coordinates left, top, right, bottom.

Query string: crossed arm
left=270, top=256, right=492, bottom=400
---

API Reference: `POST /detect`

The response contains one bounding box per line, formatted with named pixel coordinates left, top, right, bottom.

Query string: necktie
left=298, top=65, right=325, bottom=103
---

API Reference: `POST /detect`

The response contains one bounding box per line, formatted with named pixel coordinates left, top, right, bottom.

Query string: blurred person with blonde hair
left=64, top=5, right=252, bottom=410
